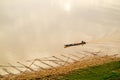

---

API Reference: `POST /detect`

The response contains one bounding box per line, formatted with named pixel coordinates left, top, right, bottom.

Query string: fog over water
left=0, top=0, right=120, bottom=74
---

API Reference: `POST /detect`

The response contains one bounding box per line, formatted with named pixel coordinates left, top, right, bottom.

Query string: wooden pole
left=0, top=65, right=24, bottom=68
left=75, top=51, right=88, bottom=56
left=37, top=57, right=63, bottom=66
left=2, top=68, right=13, bottom=75
left=17, top=62, right=34, bottom=71
left=83, top=50, right=101, bottom=56
left=50, top=60, right=63, bottom=66
left=33, top=64, right=46, bottom=70
left=8, top=63, right=23, bottom=73
left=61, top=55, right=77, bottom=61
left=28, top=60, right=36, bottom=68
left=52, top=56, right=70, bottom=64
left=36, top=59, right=54, bottom=68
left=69, top=54, right=81, bottom=59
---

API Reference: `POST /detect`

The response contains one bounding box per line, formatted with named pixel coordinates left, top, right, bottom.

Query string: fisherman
left=81, top=41, right=86, bottom=46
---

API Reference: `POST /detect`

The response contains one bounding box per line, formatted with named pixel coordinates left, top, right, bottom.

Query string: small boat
left=64, top=41, right=86, bottom=48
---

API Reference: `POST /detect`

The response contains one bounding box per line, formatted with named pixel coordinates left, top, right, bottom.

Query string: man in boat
left=64, top=41, right=86, bottom=48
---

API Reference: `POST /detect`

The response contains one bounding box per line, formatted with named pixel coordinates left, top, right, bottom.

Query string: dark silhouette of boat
left=64, top=41, right=86, bottom=48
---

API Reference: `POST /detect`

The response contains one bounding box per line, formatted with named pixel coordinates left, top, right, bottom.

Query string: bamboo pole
left=50, top=60, right=63, bottom=66
left=61, top=55, right=77, bottom=61
left=27, top=59, right=62, bottom=62
left=26, top=57, right=53, bottom=62
left=33, top=64, right=46, bottom=70
left=24, top=59, right=37, bottom=72
left=39, top=57, right=63, bottom=66
left=2, top=68, right=13, bottom=75
left=8, top=63, right=23, bottom=73
left=36, top=59, right=54, bottom=68
left=83, top=50, right=101, bottom=56
left=69, top=54, right=81, bottom=59
left=17, top=62, right=34, bottom=71
left=0, top=65, right=24, bottom=68
left=52, top=56, right=70, bottom=64
left=75, top=51, right=88, bottom=56
left=28, top=60, right=36, bottom=68
left=63, top=57, right=70, bottom=66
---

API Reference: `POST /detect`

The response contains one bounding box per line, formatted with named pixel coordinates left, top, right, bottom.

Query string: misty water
left=0, top=0, right=120, bottom=75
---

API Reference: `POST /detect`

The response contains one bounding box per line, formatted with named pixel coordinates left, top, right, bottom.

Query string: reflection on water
left=0, top=0, right=120, bottom=74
